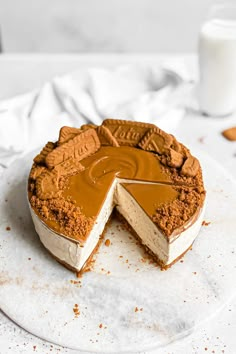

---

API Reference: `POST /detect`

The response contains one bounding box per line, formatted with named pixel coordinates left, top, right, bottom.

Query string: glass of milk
left=199, top=1, right=236, bottom=117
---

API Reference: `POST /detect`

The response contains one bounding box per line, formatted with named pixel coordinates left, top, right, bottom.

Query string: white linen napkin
left=0, top=64, right=191, bottom=168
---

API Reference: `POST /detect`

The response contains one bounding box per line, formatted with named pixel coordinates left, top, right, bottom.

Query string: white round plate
left=0, top=151, right=236, bottom=353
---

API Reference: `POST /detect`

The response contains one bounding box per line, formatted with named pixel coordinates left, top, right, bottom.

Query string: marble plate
left=0, top=151, right=236, bottom=353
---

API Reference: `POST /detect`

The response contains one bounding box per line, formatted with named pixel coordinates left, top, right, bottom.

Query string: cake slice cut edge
left=116, top=183, right=205, bottom=268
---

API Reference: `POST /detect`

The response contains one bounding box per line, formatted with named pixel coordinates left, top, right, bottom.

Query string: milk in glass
left=199, top=5, right=236, bottom=116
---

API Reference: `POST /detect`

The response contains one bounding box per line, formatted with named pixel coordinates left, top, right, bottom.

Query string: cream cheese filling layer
left=30, top=178, right=205, bottom=271
left=116, top=183, right=205, bottom=266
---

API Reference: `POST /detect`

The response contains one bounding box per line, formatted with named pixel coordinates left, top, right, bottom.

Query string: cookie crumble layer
left=152, top=186, right=206, bottom=237
left=30, top=196, right=94, bottom=241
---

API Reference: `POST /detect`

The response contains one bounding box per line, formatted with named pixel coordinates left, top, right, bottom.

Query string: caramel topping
left=122, top=183, right=179, bottom=216
left=46, top=129, right=101, bottom=169
left=29, top=119, right=205, bottom=241
left=63, top=146, right=172, bottom=217
left=103, top=119, right=154, bottom=146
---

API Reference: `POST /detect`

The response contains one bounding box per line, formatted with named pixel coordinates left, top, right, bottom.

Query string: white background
left=0, top=0, right=212, bottom=53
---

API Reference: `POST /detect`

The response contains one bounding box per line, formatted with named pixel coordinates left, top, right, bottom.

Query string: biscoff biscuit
left=96, top=125, right=120, bottom=147
left=46, top=129, right=101, bottom=169
left=58, top=126, right=82, bottom=145
left=81, top=124, right=97, bottom=130
left=165, top=149, right=184, bottom=168
left=103, top=119, right=154, bottom=146
left=170, top=136, right=182, bottom=153
left=36, top=170, right=62, bottom=200
left=181, top=156, right=200, bottom=177
left=29, top=165, right=47, bottom=180
left=34, top=142, right=55, bottom=164
left=138, top=128, right=173, bottom=154
left=54, top=157, right=85, bottom=176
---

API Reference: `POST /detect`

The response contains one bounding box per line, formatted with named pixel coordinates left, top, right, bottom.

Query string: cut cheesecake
left=116, top=183, right=205, bottom=267
left=28, top=119, right=206, bottom=272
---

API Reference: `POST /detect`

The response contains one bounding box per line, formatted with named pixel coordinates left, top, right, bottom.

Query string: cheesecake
left=28, top=119, right=206, bottom=272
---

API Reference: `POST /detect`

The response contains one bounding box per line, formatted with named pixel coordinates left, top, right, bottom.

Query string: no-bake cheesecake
left=28, top=119, right=206, bottom=272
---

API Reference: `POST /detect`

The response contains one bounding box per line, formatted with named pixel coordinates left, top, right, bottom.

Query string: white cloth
left=0, top=64, right=191, bottom=167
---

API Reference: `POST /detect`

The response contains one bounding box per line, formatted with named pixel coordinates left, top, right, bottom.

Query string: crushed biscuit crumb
left=105, top=239, right=111, bottom=247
